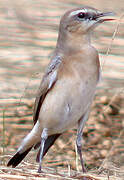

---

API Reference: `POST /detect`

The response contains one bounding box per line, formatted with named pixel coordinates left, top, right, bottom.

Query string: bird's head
left=59, top=7, right=114, bottom=35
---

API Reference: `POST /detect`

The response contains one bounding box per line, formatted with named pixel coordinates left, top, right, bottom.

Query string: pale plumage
left=7, top=6, right=114, bottom=176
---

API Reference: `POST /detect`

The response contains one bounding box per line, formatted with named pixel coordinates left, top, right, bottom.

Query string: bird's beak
left=95, top=12, right=115, bottom=22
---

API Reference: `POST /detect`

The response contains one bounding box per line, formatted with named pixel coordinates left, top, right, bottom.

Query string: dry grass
left=1, top=91, right=124, bottom=180
left=0, top=158, right=122, bottom=180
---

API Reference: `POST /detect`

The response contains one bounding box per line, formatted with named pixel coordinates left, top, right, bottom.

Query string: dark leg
left=38, top=128, right=48, bottom=173
left=76, top=110, right=89, bottom=173
left=76, top=134, right=87, bottom=173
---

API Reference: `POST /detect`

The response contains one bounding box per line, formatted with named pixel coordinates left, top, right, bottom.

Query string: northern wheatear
left=7, top=6, right=114, bottom=174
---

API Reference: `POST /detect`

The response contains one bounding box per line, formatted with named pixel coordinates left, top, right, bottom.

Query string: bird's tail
left=7, top=122, right=41, bottom=167
left=7, top=147, right=32, bottom=167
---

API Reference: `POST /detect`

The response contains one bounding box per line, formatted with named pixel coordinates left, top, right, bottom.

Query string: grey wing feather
left=33, top=55, right=61, bottom=125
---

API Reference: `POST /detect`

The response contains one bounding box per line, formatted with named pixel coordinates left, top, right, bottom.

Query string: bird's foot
left=37, top=165, right=43, bottom=173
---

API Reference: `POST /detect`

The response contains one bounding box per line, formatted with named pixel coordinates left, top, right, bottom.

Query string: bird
left=7, top=6, right=114, bottom=174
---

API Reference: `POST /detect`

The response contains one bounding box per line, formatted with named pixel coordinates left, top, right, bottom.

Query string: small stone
left=103, top=127, right=111, bottom=137
left=103, top=140, right=111, bottom=149
left=100, top=149, right=108, bottom=158
left=90, top=134, right=101, bottom=145
left=100, top=96, right=109, bottom=104
left=120, top=109, right=124, bottom=115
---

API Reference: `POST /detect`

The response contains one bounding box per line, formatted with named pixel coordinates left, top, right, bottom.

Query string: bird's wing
left=33, top=55, right=61, bottom=125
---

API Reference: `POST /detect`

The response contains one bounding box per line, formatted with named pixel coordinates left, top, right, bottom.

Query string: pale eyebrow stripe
left=69, top=9, right=87, bottom=17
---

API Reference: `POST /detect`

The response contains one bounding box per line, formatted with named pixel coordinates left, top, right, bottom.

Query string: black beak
left=94, top=12, right=115, bottom=22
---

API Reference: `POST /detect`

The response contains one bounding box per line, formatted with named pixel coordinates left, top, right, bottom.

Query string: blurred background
left=0, top=0, right=124, bottom=179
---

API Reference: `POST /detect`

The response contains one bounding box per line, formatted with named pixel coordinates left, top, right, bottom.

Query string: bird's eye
left=77, top=12, right=85, bottom=19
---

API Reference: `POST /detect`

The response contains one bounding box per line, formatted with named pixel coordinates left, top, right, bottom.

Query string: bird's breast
left=38, top=66, right=98, bottom=135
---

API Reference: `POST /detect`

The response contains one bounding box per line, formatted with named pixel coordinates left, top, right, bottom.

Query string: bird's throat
left=56, top=32, right=91, bottom=54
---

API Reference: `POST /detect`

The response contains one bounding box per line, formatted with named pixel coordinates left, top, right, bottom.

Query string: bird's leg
left=76, top=110, right=89, bottom=173
left=76, top=132, right=86, bottom=173
left=38, top=128, right=48, bottom=173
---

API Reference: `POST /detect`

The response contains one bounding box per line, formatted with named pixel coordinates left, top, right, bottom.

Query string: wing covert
left=33, top=55, right=61, bottom=125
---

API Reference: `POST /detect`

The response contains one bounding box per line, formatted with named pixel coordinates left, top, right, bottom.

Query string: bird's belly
left=38, top=77, right=97, bottom=135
